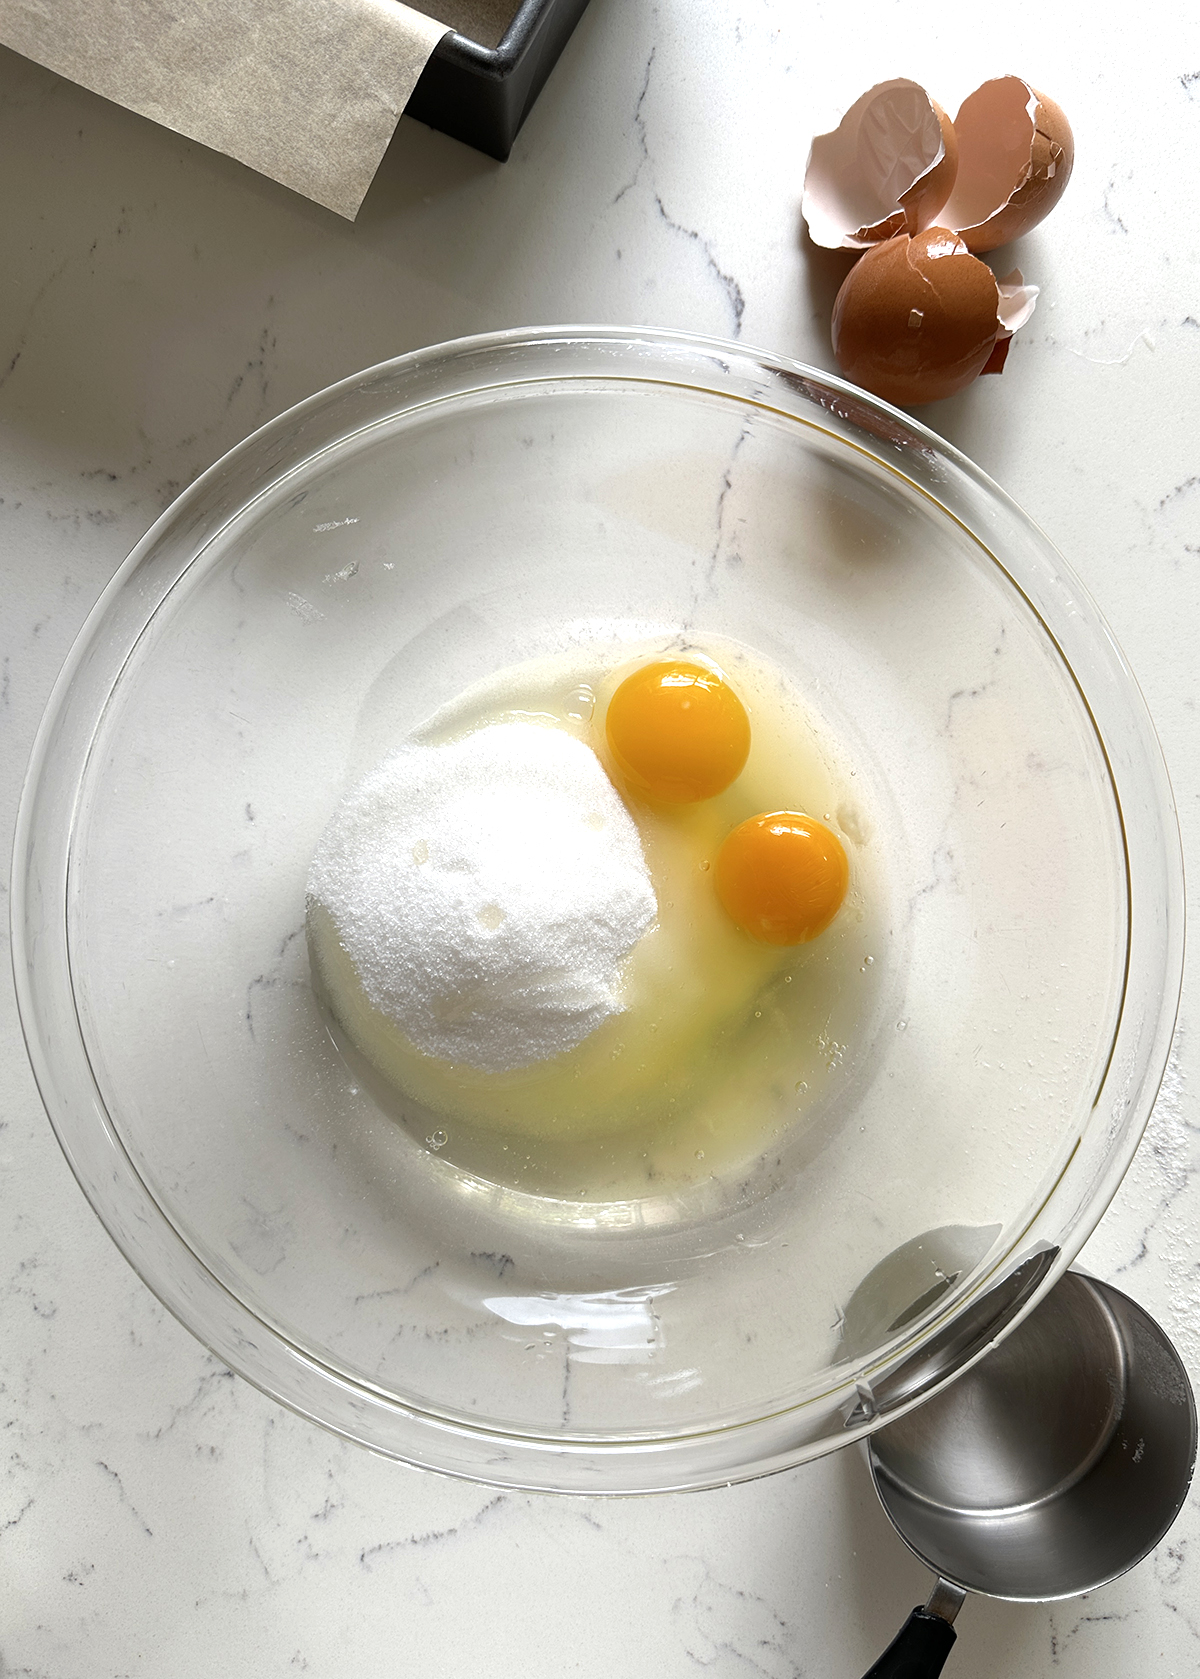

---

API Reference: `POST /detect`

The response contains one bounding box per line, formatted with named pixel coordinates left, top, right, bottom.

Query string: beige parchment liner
left=0, top=0, right=521, bottom=218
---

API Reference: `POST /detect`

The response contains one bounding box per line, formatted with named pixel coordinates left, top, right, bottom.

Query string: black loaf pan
left=405, top=0, right=591, bottom=160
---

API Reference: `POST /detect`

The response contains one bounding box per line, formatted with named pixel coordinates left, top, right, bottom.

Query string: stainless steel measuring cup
left=860, top=1271, right=1197, bottom=1677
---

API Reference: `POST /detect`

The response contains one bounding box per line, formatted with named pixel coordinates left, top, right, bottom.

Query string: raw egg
left=309, top=636, right=883, bottom=1205
left=716, top=812, right=849, bottom=945
left=605, top=658, right=751, bottom=802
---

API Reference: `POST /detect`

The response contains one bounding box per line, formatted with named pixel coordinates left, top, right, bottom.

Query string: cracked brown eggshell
left=803, top=79, right=959, bottom=249
left=940, top=77, right=1074, bottom=253
left=831, top=229, right=1004, bottom=406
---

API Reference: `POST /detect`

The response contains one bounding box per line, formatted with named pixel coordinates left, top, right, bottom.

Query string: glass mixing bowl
left=12, top=328, right=1183, bottom=1492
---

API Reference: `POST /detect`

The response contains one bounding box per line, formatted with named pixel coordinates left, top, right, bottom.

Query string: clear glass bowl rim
left=10, top=325, right=1185, bottom=1493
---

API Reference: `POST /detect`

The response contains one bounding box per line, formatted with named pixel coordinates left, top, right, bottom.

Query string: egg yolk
left=715, top=812, right=849, bottom=945
left=605, top=660, right=751, bottom=802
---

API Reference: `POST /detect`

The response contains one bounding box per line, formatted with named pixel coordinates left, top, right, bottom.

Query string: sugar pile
left=307, top=723, right=658, bottom=1073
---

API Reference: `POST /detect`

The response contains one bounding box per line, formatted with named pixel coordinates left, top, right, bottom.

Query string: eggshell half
left=803, top=80, right=959, bottom=250
left=940, top=77, right=1074, bottom=253
left=831, top=229, right=1002, bottom=406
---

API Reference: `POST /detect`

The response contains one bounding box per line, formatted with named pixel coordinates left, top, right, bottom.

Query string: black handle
left=861, top=1607, right=957, bottom=1679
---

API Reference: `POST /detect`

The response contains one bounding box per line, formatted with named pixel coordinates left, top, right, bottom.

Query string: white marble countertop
left=2, top=2, right=1199, bottom=1674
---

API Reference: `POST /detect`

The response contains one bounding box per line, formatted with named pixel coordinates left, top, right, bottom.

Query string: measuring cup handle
left=860, top=1606, right=957, bottom=1679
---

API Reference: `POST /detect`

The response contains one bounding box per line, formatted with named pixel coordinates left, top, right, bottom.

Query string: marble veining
left=2, top=0, right=1200, bottom=1673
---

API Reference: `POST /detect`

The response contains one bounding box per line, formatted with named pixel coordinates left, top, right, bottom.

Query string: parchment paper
left=0, top=0, right=518, bottom=218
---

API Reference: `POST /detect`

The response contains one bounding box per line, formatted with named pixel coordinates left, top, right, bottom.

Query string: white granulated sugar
left=308, top=723, right=657, bottom=1073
